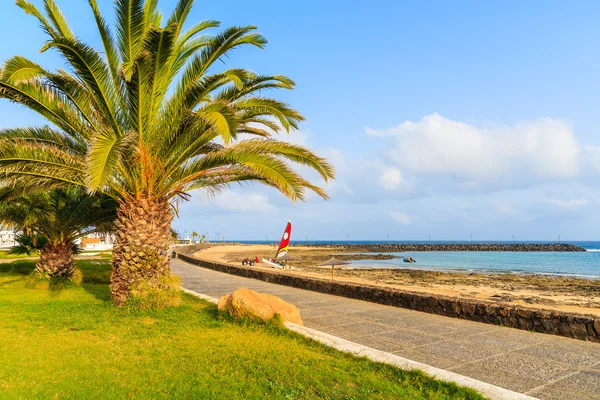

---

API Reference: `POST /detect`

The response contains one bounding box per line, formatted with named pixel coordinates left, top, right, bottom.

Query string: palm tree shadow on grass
left=0, top=259, right=112, bottom=301
left=0, top=260, right=36, bottom=275
left=0, top=276, right=29, bottom=287
left=81, top=282, right=112, bottom=303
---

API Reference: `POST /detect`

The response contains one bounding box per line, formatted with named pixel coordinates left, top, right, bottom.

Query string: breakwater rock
left=292, top=243, right=586, bottom=252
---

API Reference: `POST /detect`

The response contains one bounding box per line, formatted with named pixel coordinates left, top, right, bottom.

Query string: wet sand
left=194, top=244, right=600, bottom=317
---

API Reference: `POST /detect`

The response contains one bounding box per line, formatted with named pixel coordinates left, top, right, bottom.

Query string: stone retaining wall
left=176, top=252, right=600, bottom=343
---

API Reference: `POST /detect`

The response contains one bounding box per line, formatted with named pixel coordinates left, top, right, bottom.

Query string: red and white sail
left=276, top=220, right=292, bottom=258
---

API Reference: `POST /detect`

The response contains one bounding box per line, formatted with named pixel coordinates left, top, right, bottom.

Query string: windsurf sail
left=275, top=220, right=292, bottom=258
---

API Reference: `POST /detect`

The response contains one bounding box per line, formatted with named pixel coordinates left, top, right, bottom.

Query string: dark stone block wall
left=175, top=252, right=600, bottom=342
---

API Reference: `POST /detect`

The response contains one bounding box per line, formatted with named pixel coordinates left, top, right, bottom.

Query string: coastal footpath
left=293, top=243, right=586, bottom=252
left=175, top=249, right=600, bottom=343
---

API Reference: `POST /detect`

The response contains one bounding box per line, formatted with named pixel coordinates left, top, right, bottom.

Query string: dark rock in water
left=292, top=243, right=586, bottom=252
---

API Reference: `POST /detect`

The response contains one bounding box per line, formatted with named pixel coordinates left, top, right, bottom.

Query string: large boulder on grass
left=217, top=288, right=303, bottom=326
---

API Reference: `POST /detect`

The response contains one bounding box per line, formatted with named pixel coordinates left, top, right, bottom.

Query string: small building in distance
left=79, top=233, right=114, bottom=251
left=0, top=230, right=16, bottom=248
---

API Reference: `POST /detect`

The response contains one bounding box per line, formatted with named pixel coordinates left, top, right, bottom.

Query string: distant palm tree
left=0, top=189, right=116, bottom=281
left=191, top=231, right=199, bottom=243
left=9, top=232, right=48, bottom=256
left=0, top=0, right=334, bottom=305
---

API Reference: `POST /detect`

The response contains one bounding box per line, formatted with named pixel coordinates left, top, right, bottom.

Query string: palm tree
left=0, top=0, right=334, bottom=305
left=0, top=189, right=117, bottom=281
left=191, top=231, right=199, bottom=243
left=9, top=232, right=48, bottom=256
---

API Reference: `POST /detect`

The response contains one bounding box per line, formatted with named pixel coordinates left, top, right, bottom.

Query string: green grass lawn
left=0, top=260, right=485, bottom=400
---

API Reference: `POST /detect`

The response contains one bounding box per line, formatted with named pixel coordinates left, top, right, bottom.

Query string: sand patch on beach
left=193, top=244, right=600, bottom=317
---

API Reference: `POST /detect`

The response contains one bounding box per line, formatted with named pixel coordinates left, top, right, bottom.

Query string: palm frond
left=1, top=56, right=46, bottom=83
left=115, top=0, right=145, bottom=81
left=42, top=37, right=121, bottom=134
left=166, top=0, right=194, bottom=29
left=0, top=79, right=89, bottom=136
left=2, top=0, right=334, bottom=207
left=15, top=0, right=57, bottom=38
left=88, top=0, right=122, bottom=88
left=234, top=97, right=304, bottom=132
left=43, top=0, right=74, bottom=38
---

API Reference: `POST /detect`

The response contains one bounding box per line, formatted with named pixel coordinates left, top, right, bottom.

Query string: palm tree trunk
left=111, top=198, right=175, bottom=305
left=35, top=241, right=76, bottom=279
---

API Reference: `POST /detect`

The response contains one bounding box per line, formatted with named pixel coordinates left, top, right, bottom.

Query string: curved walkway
left=172, top=259, right=600, bottom=400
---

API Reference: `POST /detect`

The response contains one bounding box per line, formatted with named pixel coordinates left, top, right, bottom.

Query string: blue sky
left=1, top=1, right=600, bottom=241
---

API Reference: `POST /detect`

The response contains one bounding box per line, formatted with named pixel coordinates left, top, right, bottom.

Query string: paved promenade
left=172, top=259, right=600, bottom=399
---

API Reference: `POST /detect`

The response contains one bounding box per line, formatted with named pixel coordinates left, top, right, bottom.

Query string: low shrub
left=25, top=267, right=84, bottom=290
left=125, top=274, right=182, bottom=312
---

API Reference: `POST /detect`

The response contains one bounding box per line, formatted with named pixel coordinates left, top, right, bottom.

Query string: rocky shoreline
left=292, top=243, right=586, bottom=252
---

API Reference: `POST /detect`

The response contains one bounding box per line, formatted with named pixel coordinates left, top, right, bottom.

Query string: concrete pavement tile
left=404, top=323, right=462, bottom=337
left=322, top=322, right=393, bottom=339
left=375, top=328, right=443, bottom=347
left=351, top=335, right=407, bottom=353
left=297, top=306, right=349, bottom=318
left=514, top=342, right=600, bottom=368
left=561, top=369, right=600, bottom=395
left=301, top=321, right=331, bottom=331
left=392, top=347, right=461, bottom=370
left=302, top=314, right=368, bottom=328
left=453, top=352, right=577, bottom=383
left=291, top=300, right=336, bottom=310
left=359, top=315, right=418, bottom=330
left=527, top=385, right=599, bottom=400
left=431, top=327, right=498, bottom=341
left=411, top=340, right=507, bottom=364
left=458, top=327, right=549, bottom=351
left=350, top=311, right=420, bottom=326
left=527, top=374, right=600, bottom=400
left=449, top=362, right=545, bottom=393
left=315, top=304, right=378, bottom=314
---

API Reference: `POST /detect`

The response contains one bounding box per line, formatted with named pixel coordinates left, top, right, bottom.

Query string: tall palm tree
left=0, top=189, right=117, bottom=281
left=191, top=231, right=199, bottom=243
left=0, top=0, right=334, bottom=305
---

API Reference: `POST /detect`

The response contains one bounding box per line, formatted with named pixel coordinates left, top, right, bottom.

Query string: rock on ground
left=218, top=288, right=303, bottom=325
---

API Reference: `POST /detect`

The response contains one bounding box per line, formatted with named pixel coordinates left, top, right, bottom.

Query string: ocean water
left=237, top=240, right=600, bottom=278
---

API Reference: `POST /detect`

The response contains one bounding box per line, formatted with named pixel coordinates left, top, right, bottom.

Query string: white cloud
left=489, top=199, right=515, bottom=215
left=390, top=212, right=412, bottom=225
left=325, top=147, right=348, bottom=172
left=213, top=191, right=276, bottom=213
left=583, top=145, right=600, bottom=174
left=275, top=129, right=310, bottom=146
left=367, top=114, right=579, bottom=187
left=541, top=198, right=589, bottom=210
left=378, top=167, right=404, bottom=191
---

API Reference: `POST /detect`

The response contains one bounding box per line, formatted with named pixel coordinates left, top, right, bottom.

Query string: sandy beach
left=193, top=244, right=600, bottom=317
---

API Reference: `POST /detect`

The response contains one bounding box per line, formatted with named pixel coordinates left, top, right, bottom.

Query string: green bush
left=25, top=267, right=84, bottom=290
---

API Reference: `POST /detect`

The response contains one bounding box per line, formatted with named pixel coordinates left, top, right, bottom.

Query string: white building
left=78, top=233, right=114, bottom=251
left=0, top=230, right=16, bottom=248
